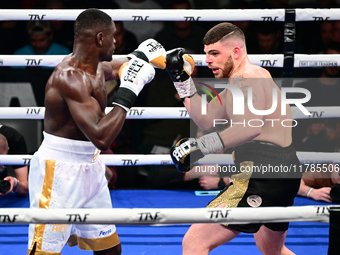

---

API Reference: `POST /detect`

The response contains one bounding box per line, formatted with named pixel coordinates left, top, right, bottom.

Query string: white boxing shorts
left=28, top=132, right=120, bottom=254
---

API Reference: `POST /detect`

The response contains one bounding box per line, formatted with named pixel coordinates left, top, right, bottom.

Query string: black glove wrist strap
left=129, top=50, right=149, bottom=62
left=112, top=87, right=137, bottom=110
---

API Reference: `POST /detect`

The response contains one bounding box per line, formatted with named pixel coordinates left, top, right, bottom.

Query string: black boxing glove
left=170, top=132, right=224, bottom=173
left=166, top=48, right=197, bottom=99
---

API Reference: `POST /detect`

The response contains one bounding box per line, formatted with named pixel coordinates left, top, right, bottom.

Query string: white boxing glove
left=113, top=58, right=155, bottom=111
left=128, top=39, right=167, bottom=69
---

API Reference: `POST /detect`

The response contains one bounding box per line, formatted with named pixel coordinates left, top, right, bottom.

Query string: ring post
left=328, top=206, right=340, bottom=255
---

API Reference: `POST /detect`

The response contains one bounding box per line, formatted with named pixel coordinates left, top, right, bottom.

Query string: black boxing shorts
left=206, top=140, right=302, bottom=233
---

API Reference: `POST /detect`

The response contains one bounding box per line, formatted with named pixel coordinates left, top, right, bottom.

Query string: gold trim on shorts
left=27, top=249, right=61, bottom=255
left=206, top=161, right=254, bottom=226
left=76, top=231, right=120, bottom=251
left=29, top=159, right=56, bottom=253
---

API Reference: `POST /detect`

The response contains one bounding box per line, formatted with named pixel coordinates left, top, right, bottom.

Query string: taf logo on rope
left=132, top=16, right=149, bottom=21
left=208, top=210, right=230, bottom=219
left=197, top=82, right=222, bottom=115
left=0, top=214, right=18, bottom=223
left=138, top=212, right=161, bottom=221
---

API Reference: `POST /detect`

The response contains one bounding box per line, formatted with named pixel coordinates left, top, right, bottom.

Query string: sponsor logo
left=132, top=16, right=149, bottom=21
left=25, top=59, right=43, bottom=66
left=194, top=60, right=203, bottom=66
left=208, top=209, right=230, bottom=219
left=147, top=41, right=163, bottom=53
left=129, top=109, right=145, bottom=116
left=309, top=111, right=324, bottom=118
left=184, top=16, right=201, bottom=21
left=313, top=17, right=330, bottom=21
left=67, top=214, right=89, bottom=222
left=122, top=159, right=139, bottom=165
left=22, top=158, right=31, bottom=165
left=315, top=206, right=329, bottom=216
left=138, top=212, right=161, bottom=221
left=261, top=16, right=279, bottom=21
left=247, top=195, right=262, bottom=207
left=172, top=140, right=192, bottom=161
left=0, top=214, right=18, bottom=223
left=160, top=160, right=172, bottom=165
left=260, top=59, right=277, bottom=66
left=28, top=14, right=46, bottom=20
left=51, top=224, right=67, bottom=233
left=99, top=229, right=112, bottom=236
left=179, top=109, right=189, bottom=117
left=124, top=60, right=144, bottom=82
left=299, top=61, right=337, bottom=67
left=26, top=108, right=42, bottom=115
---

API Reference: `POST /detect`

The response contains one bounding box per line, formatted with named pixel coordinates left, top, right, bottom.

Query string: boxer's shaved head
left=203, top=22, right=245, bottom=45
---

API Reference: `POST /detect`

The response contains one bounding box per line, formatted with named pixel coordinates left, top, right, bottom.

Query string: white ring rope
left=2, top=54, right=340, bottom=68
left=0, top=205, right=330, bottom=225
left=0, top=106, right=339, bottom=120
left=0, top=54, right=286, bottom=67
left=1, top=8, right=340, bottom=22
left=1, top=151, right=339, bottom=166
left=294, top=54, right=340, bottom=68
left=0, top=9, right=285, bottom=21
left=296, top=8, right=340, bottom=21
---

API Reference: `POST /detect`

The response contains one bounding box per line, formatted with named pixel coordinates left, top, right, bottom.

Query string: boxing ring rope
left=1, top=9, right=340, bottom=252
left=0, top=9, right=286, bottom=21
left=0, top=8, right=339, bottom=21
left=0, top=205, right=331, bottom=225
left=1, top=151, right=340, bottom=166
left=1, top=54, right=340, bottom=68
left=0, top=106, right=339, bottom=119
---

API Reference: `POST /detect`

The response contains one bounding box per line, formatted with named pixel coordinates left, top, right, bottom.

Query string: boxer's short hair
left=203, top=22, right=245, bottom=45
left=74, top=8, right=113, bottom=34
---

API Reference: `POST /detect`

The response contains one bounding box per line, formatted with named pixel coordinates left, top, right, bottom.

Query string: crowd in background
left=0, top=0, right=339, bottom=196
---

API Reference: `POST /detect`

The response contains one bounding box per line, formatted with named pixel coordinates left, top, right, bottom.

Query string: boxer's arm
left=166, top=48, right=227, bottom=129
left=217, top=79, right=265, bottom=150
left=183, top=89, right=228, bottom=130
left=102, top=57, right=129, bottom=81
left=58, top=70, right=127, bottom=150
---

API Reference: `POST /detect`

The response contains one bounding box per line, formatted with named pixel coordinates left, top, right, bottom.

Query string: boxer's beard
left=221, top=56, right=234, bottom=78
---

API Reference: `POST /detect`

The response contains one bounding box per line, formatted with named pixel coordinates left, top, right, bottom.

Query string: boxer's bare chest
left=86, top=67, right=107, bottom=112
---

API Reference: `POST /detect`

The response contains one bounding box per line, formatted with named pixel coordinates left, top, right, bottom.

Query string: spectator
left=112, top=21, right=139, bottom=55
left=155, top=0, right=207, bottom=54
left=113, top=0, right=164, bottom=43
left=292, top=42, right=340, bottom=152
left=45, top=0, right=74, bottom=51
left=297, top=165, right=340, bottom=203
left=247, top=22, right=283, bottom=77
left=300, top=21, right=334, bottom=54
left=333, top=20, right=340, bottom=43
left=13, top=20, right=70, bottom=69
left=0, top=128, right=28, bottom=196
left=248, top=22, right=283, bottom=54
